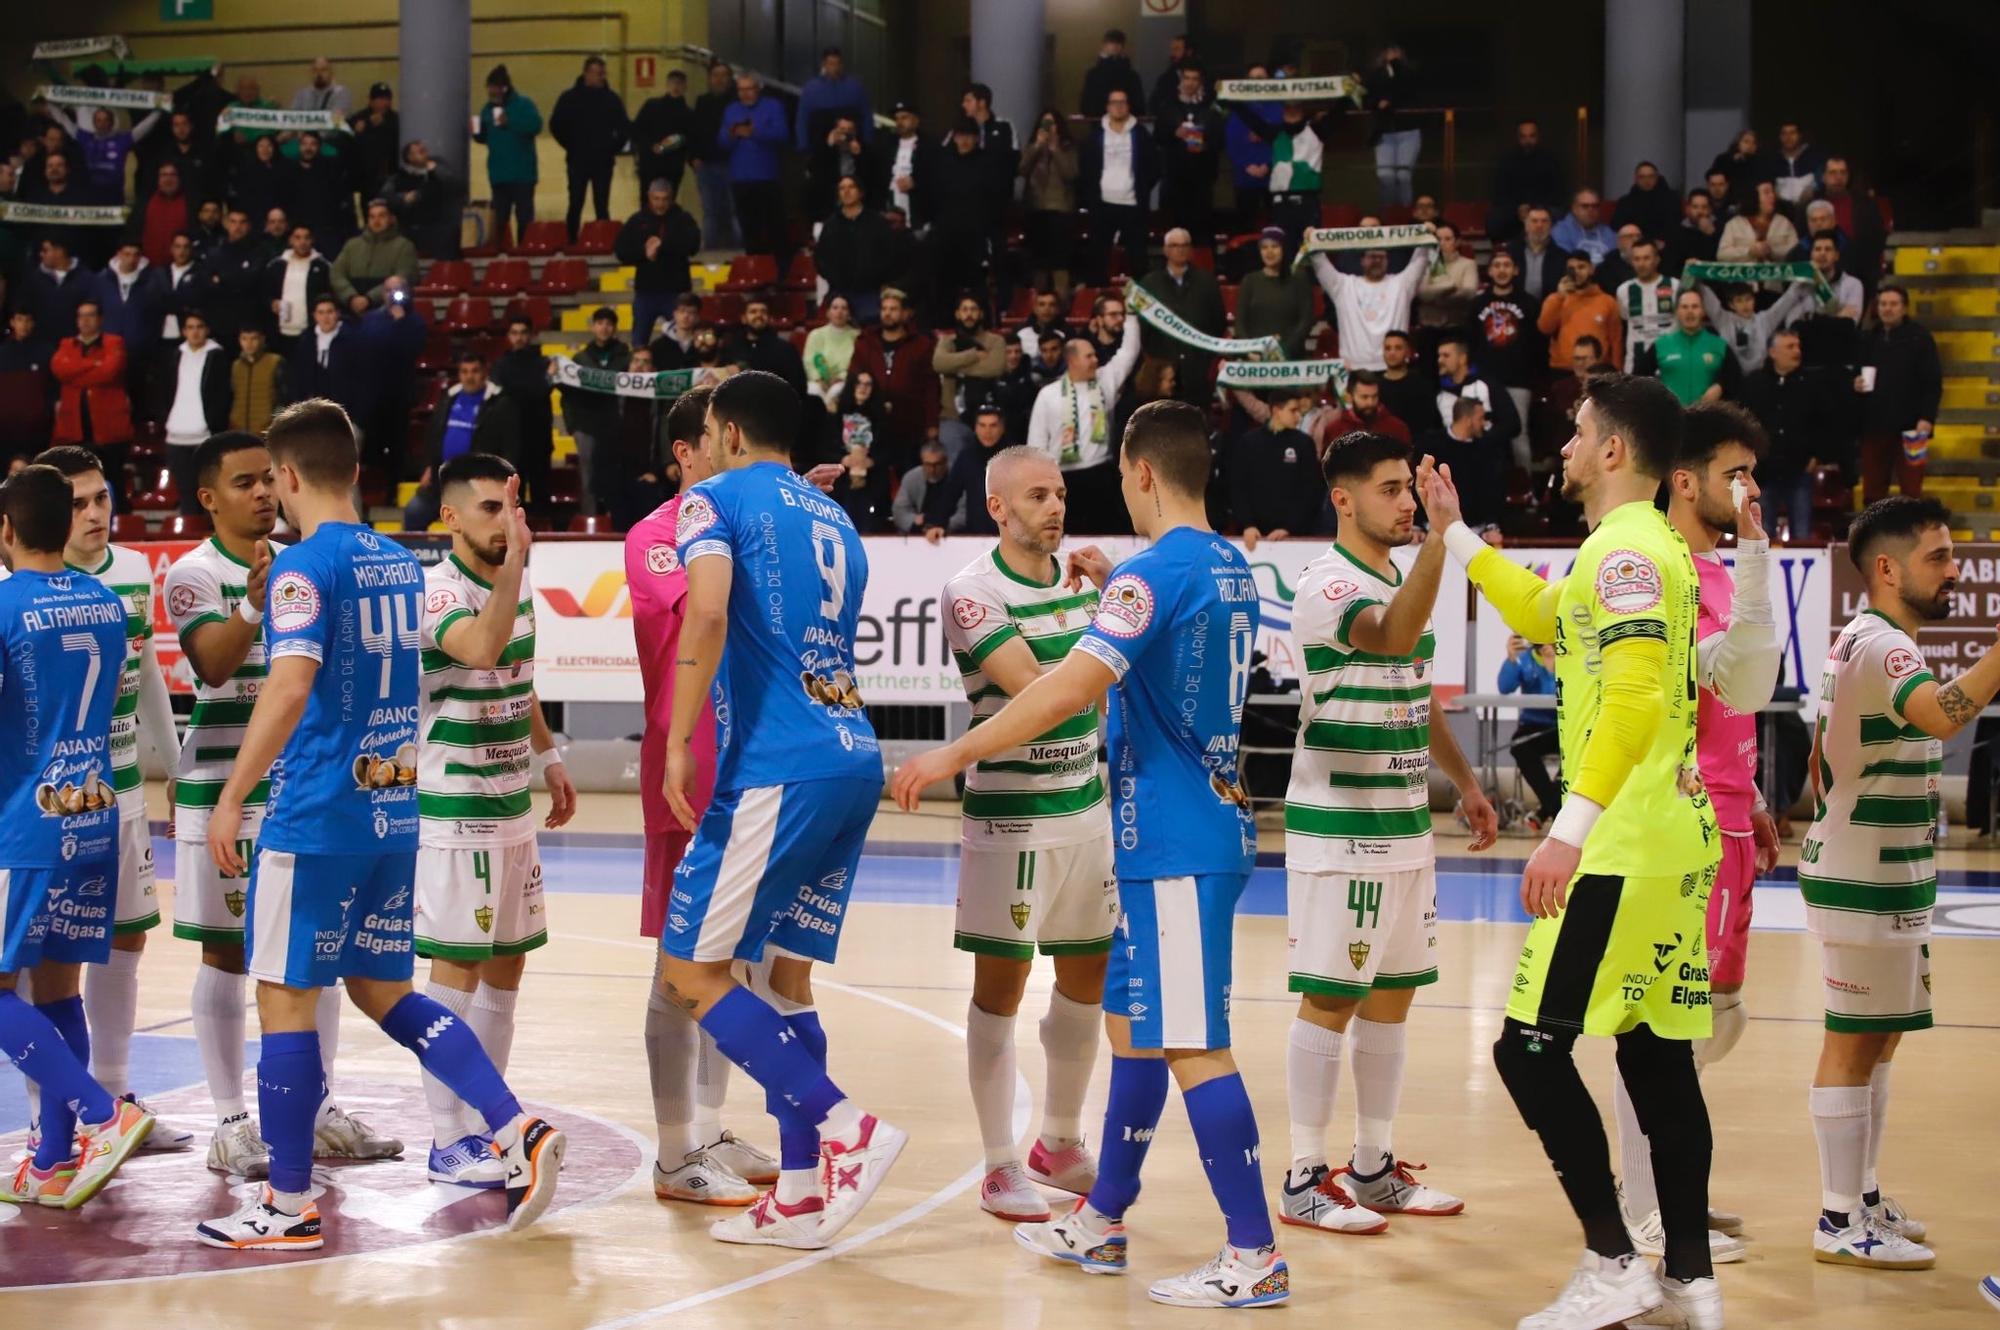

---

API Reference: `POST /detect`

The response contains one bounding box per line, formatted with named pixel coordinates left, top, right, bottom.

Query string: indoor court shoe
left=0, top=1154, right=76, bottom=1207
left=498, top=1116, right=565, bottom=1231
left=1013, top=1200, right=1127, bottom=1274
left=194, top=1185, right=324, bottom=1251
left=1812, top=1214, right=1935, bottom=1269
left=702, top=1129, right=779, bottom=1187
left=1146, top=1243, right=1290, bottom=1309
left=655, top=1152, right=758, bottom=1205
left=1865, top=1194, right=1926, bottom=1242
left=1979, top=1274, right=2000, bottom=1313
left=314, top=1103, right=405, bottom=1160
left=710, top=1190, right=828, bottom=1248
left=979, top=1161, right=1052, bottom=1222
left=207, top=1113, right=271, bottom=1179
left=1628, top=1208, right=1748, bottom=1264
left=1515, top=1249, right=1661, bottom=1330
left=125, top=1094, right=194, bottom=1151
left=66, top=1097, right=154, bottom=1209
left=1278, top=1163, right=1388, bottom=1234
left=1629, top=1273, right=1724, bottom=1330
left=1025, top=1137, right=1097, bottom=1197
left=429, top=1134, right=506, bottom=1189
left=815, top=1114, right=908, bottom=1240
left=1707, top=1204, right=1745, bottom=1237
left=1337, top=1158, right=1465, bottom=1216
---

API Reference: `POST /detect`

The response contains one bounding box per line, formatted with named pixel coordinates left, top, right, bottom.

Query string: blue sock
left=34, top=997, right=92, bottom=1169
left=0, top=993, right=110, bottom=1169
left=258, top=1030, right=325, bottom=1194
left=700, top=986, right=844, bottom=1127
left=381, top=992, right=521, bottom=1132
left=772, top=1009, right=828, bottom=1171
left=1184, top=1073, right=1275, bottom=1249
left=1085, top=1055, right=1169, bottom=1220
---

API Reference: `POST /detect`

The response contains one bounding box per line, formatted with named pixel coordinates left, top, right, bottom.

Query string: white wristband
left=1442, top=520, right=1489, bottom=567
left=236, top=599, right=264, bottom=626
left=1547, top=795, right=1605, bottom=849
left=531, top=746, right=566, bottom=776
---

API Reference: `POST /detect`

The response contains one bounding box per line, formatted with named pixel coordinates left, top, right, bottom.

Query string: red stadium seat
left=415, top=330, right=455, bottom=373
left=163, top=513, right=212, bottom=539
left=772, top=290, right=810, bottom=328
left=699, top=292, right=745, bottom=326
left=571, top=219, right=620, bottom=255
left=129, top=468, right=178, bottom=512
left=531, top=257, right=590, bottom=296
left=1443, top=200, right=1486, bottom=236
left=1066, top=286, right=1101, bottom=321
left=567, top=514, right=615, bottom=534
left=718, top=254, right=779, bottom=293
left=545, top=465, right=581, bottom=504
left=512, top=221, right=567, bottom=256
left=473, top=257, right=532, bottom=296
left=440, top=296, right=495, bottom=334
left=415, top=259, right=473, bottom=298
left=1320, top=202, right=1363, bottom=228
left=782, top=251, right=819, bottom=291
left=1379, top=205, right=1414, bottom=226
left=1004, top=287, right=1033, bottom=321
left=504, top=294, right=556, bottom=331
left=1189, top=247, right=1215, bottom=271
left=1221, top=283, right=1239, bottom=319
left=109, top=514, right=150, bottom=542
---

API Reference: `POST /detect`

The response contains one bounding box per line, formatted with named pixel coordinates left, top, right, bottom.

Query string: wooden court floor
left=2, top=791, right=1996, bottom=1327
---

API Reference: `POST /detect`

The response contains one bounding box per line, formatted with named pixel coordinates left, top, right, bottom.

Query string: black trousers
left=170, top=443, right=205, bottom=515
left=565, top=160, right=613, bottom=240
left=1086, top=203, right=1148, bottom=285
left=491, top=181, right=535, bottom=246
left=732, top=180, right=786, bottom=258
left=1510, top=723, right=1563, bottom=819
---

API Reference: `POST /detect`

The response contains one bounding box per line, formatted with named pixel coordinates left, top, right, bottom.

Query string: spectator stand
left=1891, top=231, right=2000, bottom=536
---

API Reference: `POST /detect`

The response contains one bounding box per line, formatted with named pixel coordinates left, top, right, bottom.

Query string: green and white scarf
left=551, top=356, right=697, bottom=400
left=33, top=36, right=130, bottom=62
left=1293, top=224, right=1436, bottom=267
left=1058, top=375, right=1105, bottom=465
left=216, top=106, right=352, bottom=135
left=1125, top=281, right=1283, bottom=359
left=35, top=84, right=172, bottom=112
left=0, top=201, right=129, bottom=226
left=1216, top=359, right=1348, bottom=395
left=1681, top=260, right=1832, bottom=305
left=1214, top=77, right=1363, bottom=106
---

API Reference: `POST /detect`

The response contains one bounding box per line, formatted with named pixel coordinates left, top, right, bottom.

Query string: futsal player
left=198, top=400, right=563, bottom=1250
left=626, top=384, right=778, bottom=1206
left=1280, top=433, right=1496, bottom=1234
left=413, top=454, right=579, bottom=1186
left=0, top=464, right=156, bottom=1207
left=657, top=371, right=905, bottom=1251
left=1429, top=374, right=1721, bottom=1330
left=1614, top=403, right=1782, bottom=1264
left=1801, top=497, right=2000, bottom=1270
left=895, top=400, right=1288, bottom=1309
left=939, top=446, right=1114, bottom=1222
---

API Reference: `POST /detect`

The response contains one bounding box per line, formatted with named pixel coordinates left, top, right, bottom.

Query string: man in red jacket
left=845, top=287, right=939, bottom=474
left=51, top=299, right=135, bottom=505
left=142, top=163, right=194, bottom=268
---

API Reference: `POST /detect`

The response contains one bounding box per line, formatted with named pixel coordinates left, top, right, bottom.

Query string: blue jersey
left=0, top=568, right=127, bottom=868
left=1075, top=528, right=1259, bottom=879
left=676, top=461, right=882, bottom=792
left=258, top=523, right=424, bottom=855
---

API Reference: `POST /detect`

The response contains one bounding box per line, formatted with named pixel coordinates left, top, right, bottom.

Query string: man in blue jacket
left=794, top=48, right=872, bottom=152
left=1496, top=634, right=1561, bottom=827
left=717, top=72, right=791, bottom=258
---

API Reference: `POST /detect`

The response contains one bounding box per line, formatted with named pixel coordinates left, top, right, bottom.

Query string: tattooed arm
left=1902, top=636, right=2000, bottom=740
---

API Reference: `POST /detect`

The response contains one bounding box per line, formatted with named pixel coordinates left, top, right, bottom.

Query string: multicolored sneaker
left=67, top=1097, right=154, bottom=1209
left=1278, top=1163, right=1387, bottom=1234
left=656, top=1152, right=759, bottom=1206
left=498, top=1116, right=565, bottom=1231
left=0, top=1154, right=76, bottom=1207
left=710, top=1190, right=828, bottom=1248
left=816, top=1114, right=908, bottom=1242
left=126, top=1094, right=194, bottom=1152
left=314, top=1103, right=404, bottom=1160
left=701, top=1130, right=779, bottom=1187
left=1629, top=1272, right=1724, bottom=1330
left=1813, top=1214, right=1935, bottom=1269
left=1147, top=1243, right=1290, bottom=1308
left=1866, top=1194, right=1927, bottom=1243
left=194, top=1185, right=324, bottom=1250
left=1014, top=1200, right=1128, bottom=1274
left=1627, top=1207, right=1747, bottom=1264
left=1515, top=1250, right=1660, bottom=1329
left=429, top=1134, right=505, bottom=1189
left=979, top=1161, right=1051, bottom=1222
left=207, top=1113, right=271, bottom=1179
left=1337, top=1158, right=1465, bottom=1217
left=1025, top=1137, right=1097, bottom=1197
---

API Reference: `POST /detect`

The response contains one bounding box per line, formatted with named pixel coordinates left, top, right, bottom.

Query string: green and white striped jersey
left=1285, top=544, right=1435, bottom=872
left=1801, top=610, right=1941, bottom=944
left=942, top=547, right=1107, bottom=850
left=418, top=554, right=538, bottom=848
left=163, top=537, right=281, bottom=840
left=70, top=544, right=155, bottom=809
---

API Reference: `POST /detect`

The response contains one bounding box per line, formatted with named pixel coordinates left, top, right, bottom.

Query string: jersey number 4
left=357, top=595, right=421, bottom=700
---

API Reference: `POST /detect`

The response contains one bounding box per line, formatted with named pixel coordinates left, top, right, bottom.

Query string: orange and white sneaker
left=67, top=1097, right=154, bottom=1209
left=0, top=1155, right=77, bottom=1207
left=194, top=1186, right=324, bottom=1250
left=1025, top=1138, right=1097, bottom=1197
left=497, top=1115, right=566, bottom=1231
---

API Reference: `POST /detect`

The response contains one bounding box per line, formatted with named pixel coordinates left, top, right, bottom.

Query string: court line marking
left=572, top=932, right=1032, bottom=1330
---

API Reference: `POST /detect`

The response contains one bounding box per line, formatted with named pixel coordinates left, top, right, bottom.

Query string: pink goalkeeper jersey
left=627, top=495, right=717, bottom=835
left=1694, top=552, right=1757, bottom=835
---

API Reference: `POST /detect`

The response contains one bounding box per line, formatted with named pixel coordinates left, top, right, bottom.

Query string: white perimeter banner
left=523, top=536, right=1837, bottom=707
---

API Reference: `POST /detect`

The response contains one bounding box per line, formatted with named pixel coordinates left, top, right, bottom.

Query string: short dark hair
left=458, top=348, right=488, bottom=368
left=0, top=464, right=74, bottom=552
left=1323, top=430, right=1411, bottom=488
left=313, top=294, right=339, bottom=311
left=1574, top=334, right=1603, bottom=356
left=506, top=315, right=533, bottom=333
left=1678, top=401, right=1767, bottom=471
left=708, top=370, right=799, bottom=454
left=1120, top=399, right=1209, bottom=496
left=591, top=306, right=619, bottom=326
left=1451, top=395, right=1485, bottom=425
left=1849, top=495, right=1952, bottom=573
left=666, top=383, right=715, bottom=450
left=438, top=452, right=516, bottom=502
left=1382, top=329, right=1411, bottom=347
left=1437, top=332, right=1471, bottom=356
left=265, top=399, right=360, bottom=490
left=962, top=82, right=993, bottom=105
left=1581, top=371, right=1683, bottom=479
left=1103, top=27, right=1127, bottom=42
left=1630, top=236, right=1659, bottom=254
left=583, top=55, right=606, bottom=69
left=33, top=444, right=105, bottom=481
left=1878, top=283, right=1910, bottom=305
left=192, top=430, right=268, bottom=491
left=1347, top=369, right=1382, bottom=390
left=820, top=45, right=842, bottom=59
left=74, top=298, right=101, bottom=317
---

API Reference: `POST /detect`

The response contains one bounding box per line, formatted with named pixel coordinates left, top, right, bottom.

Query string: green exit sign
left=162, top=0, right=214, bottom=19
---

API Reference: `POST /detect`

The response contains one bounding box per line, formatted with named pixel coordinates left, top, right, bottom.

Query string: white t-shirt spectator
left=1099, top=119, right=1138, bottom=207
left=1309, top=245, right=1436, bottom=371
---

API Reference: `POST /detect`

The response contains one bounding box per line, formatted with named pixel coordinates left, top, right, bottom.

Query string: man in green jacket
left=331, top=201, right=420, bottom=313
left=1638, top=289, right=1735, bottom=405
left=1234, top=226, right=1316, bottom=358
left=474, top=64, right=544, bottom=247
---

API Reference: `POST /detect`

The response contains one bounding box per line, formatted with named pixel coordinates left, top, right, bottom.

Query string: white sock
left=646, top=957, right=701, bottom=1163
left=1810, top=1083, right=1871, bottom=1218
left=1285, top=1018, right=1342, bottom=1171
left=821, top=1098, right=862, bottom=1141
left=268, top=1185, right=310, bottom=1216
left=1695, top=991, right=1747, bottom=1070
left=776, top=1168, right=818, bottom=1205
left=192, top=964, right=248, bottom=1120
left=1037, top=990, right=1100, bottom=1147
left=1613, top=1070, right=1658, bottom=1221
left=1348, top=1016, right=1407, bottom=1175
left=316, top=982, right=343, bottom=1076
left=84, top=947, right=143, bottom=1097
left=421, top=982, right=479, bottom=1144
left=470, top=983, right=519, bottom=1076
left=1863, top=1061, right=1891, bottom=1198
left=965, top=1001, right=1019, bottom=1169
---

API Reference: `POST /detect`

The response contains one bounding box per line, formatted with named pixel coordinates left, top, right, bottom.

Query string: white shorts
left=173, top=806, right=266, bottom=945
left=1822, top=941, right=1932, bottom=1034
left=1287, top=864, right=1439, bottom=997
left=414, top=842, right=548, bottom=960
left=954, top=840, right=1119, bottom=960
left=115, top=804, right=160, bottom=935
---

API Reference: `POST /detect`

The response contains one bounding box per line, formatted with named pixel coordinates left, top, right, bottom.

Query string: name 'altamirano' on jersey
left=419, top=554, right=538, bottom=847
left=164, top=537, right=282, bottom=836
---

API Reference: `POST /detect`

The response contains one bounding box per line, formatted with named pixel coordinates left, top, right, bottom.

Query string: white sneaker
left=655, top=1152, right=758, bottom=1206
left=1629, top=1272, right=1724, bottom=1330
left=498, top=1116, right=565, bottom=1231
left=1147, top=1243, right=1290, bottom=1309
left=429, top=1134, right=506, bottom=1189
left=815, top=1113, right=907, bottom=1242
left=125, top=1095, right=194, bottom=1152
left=194, top=1185, right=323, bottom=1251
left=1813, top=1214, right=1935, bottom=1269
left=206, top=1114, right=270, bottom=1179
left=1979, top=1274, right=2000, bottom=1313
left=701, top=1129, right=778, bottom=1186
left=1707, top=1204, right=1744, bottom=1237
left=1627, top=1208, right=1748, bottom=1264
left=979, top=1161, right=1051, bottom=1222
left=709, top=1190, right=827, bottom=1248
left=314, top=1103, right=404, bottom=1160
left=1866, top=1194, right=1926, bottom=1242
left=1516, top=1250, right=1662, bottom=1330
left=1025, top=1137, right=1097, bottom=1196
left=1277, top=1163, right=1387, bottom=1235
left=1014, top=1200, right=1127, bottom=1275
left=1338, top=1157, right=1465, bottom=1216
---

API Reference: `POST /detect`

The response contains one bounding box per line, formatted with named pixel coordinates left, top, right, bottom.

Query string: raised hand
left=1064, top=544, right=1113, bottom=590
left=246, top=539, right=272, bottom=612
left=503, top=473, right=532, bottom=567
left=1422, top=460, right=1463, bottom=531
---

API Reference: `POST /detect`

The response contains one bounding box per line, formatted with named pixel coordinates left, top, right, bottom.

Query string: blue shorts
left=245, top=848, right=418, bottom=989
left=1106, top=873, right=1248, bottom=1051
left=0, top=860, right=116, bottom=971
left=664, top=777, right=880, bottom=965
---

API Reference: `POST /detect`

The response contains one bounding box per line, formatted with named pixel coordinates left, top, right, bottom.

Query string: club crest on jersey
left=1884, top=647, right=1923, bottom=680
left=168, top=584, right=197, bottom=617
left=1349, top=940, right=1371, bottom=971
left=1096, top=574, right=1153, bottom=638
left=1322, top=579, right=1358, bottom=602
left=676, top=494, right=718, bottom=544
left=268, top=571, right=322, bottom=632
left=474, top=905, right=494, bottom=933
left=951, top=597, right=985, bottom=630
left=1594, top=550, right=1661, bottom=614
left=225, top=888, right=246, bottom=917
left=1010, top=901, right=1030, bottom=931
left=646, top=543, right=678, bottom=576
